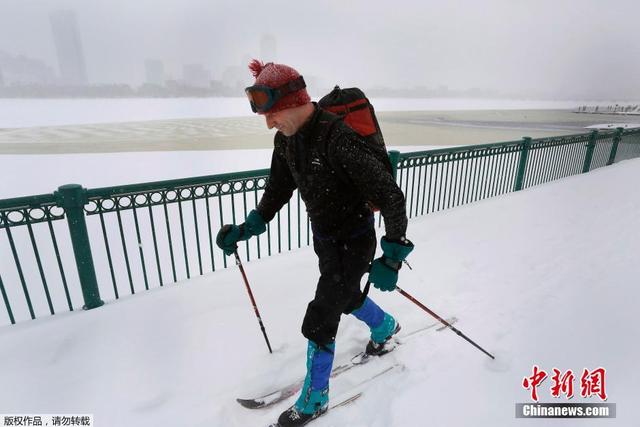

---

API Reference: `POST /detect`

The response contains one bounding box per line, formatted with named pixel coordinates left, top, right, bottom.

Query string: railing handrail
left=86, top=168, right=271, bottom=199
left=0, top=193, right=58, bottom=210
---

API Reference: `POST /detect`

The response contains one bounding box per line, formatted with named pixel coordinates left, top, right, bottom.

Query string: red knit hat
left=248, top=59, right=311, bottom=114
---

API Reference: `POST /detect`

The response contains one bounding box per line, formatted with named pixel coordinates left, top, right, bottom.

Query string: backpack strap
left=315, top=109, right=351, bottom=185
left=315, top=108, right=342, bottom=143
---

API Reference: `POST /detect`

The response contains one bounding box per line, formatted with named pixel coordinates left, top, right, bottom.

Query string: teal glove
left=369, top=237, right=414, bottom=292
left=216, top=210, right=266, bottom=255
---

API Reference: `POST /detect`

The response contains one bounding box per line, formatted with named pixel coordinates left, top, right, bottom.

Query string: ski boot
left=365, top=315, right=401, bottom=356
left=351, top=297, right=401, bottom=356
left=277, top=388, right=328, bottom=426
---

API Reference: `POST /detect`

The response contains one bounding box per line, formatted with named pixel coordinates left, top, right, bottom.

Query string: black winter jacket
left=256, top=104, right=407, bottom=240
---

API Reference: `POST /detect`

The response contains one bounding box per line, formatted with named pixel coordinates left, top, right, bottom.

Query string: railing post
left=55, top=184, right=104, bottom=310
left=582, top=130, right=598, bottom=173
left=388, top=150, right=401, bottom=180
left=514, top=136, right=532, bottom=191
left=607, top=128, right=624, bottom=166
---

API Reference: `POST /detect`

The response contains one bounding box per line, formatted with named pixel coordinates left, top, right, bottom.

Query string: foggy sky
left=1, top=0, right=639, bottom=99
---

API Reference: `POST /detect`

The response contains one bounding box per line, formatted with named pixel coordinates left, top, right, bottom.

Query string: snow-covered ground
left=0, top=149, right=275, bottom=199
left=0, top=145, right=443, bottom=199
left=0, top=156, right=637, bottom=426
left=0, top=98, right=624, bottom=129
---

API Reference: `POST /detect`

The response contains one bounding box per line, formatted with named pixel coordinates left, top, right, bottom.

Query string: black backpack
left=318, top=86, right=394, bottom=176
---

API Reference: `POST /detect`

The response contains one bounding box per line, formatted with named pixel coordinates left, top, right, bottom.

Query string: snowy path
left=1, top=158, right=639, bottom=426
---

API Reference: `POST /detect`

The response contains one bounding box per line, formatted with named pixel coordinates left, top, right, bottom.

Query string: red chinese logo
left=580, top=367, right=607, bottom=401
left=522, top=365, right=548, bottom=402
left=522, top=366, right=607, bottom=401
left=550, top=368, right=575, bottom=399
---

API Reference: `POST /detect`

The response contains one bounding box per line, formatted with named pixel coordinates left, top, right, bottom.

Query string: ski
left=237, top=316, right=457, bottom=409
left=236, top=359, right=366, bottom=409
left=350, top=316, right=458, bottom=365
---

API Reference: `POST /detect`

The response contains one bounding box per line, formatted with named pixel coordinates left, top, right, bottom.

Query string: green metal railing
left=1, top=127, right=639, bottom=326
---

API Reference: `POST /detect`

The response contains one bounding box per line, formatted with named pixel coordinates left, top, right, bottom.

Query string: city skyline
left=1, top=7, right=280, bottom=94
left=0, top=1, right=639, bottom=99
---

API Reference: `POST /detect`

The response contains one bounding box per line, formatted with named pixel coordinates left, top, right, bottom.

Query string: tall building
left=183, top=64, right=210, bottom=88
left=144, top=59, right=165, bottom=86
left=0, top=67, right=4, bottom=87
left=49, top=10, right=88, bottom=86
left=260, top=34, right=277, bottom=62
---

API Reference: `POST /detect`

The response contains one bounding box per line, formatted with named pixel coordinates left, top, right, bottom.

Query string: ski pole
left=234, top=250, right=273, bottom=354
left=395, top=285, right=494, bottom=360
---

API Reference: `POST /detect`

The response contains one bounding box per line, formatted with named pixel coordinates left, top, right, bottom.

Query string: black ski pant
left=301, top=227, right=377, bottom=346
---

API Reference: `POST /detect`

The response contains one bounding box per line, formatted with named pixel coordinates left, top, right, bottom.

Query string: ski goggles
left=245, top=76, right=306, bottom=113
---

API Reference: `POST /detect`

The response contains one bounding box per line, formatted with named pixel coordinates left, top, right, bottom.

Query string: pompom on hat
left=247, top=59, right=311, bottom=114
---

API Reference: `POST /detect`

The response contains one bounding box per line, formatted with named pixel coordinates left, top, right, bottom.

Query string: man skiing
left=216, top=60, right=414, bottom=427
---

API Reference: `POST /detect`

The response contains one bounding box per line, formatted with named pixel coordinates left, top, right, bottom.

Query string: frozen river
left=0, top=97, right=612, bottom=129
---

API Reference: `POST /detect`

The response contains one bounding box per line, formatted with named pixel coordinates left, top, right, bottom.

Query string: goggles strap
left=279, top=76, right=306, bottom=96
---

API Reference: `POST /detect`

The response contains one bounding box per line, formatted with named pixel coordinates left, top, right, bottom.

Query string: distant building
left=183, top=64, right=210, bottom=88
left=221, top=65, right=244, bottom=91
left=144, top=59, right=165, bottom=86
left=0, top=67, right=4, bottom=87
left=49, top=10, right=88, bottom=85
left=241, top=54, right=251, bottom=69
left=260, top=34, right=277, bottom=62
left=0, top=51, right=56, bottom=85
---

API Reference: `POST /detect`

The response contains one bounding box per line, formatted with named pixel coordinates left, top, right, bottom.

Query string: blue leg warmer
left=295, top=341, right=334, bottom=414
left=351, top=297, right=397, bottom=344
left=351, top=297, right=385, bottom=329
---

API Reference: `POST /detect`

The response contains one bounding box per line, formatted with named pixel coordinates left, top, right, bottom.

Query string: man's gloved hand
left=216, top=209, right=267, bottom=255
left=369, top=236, right=414, bottom=292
